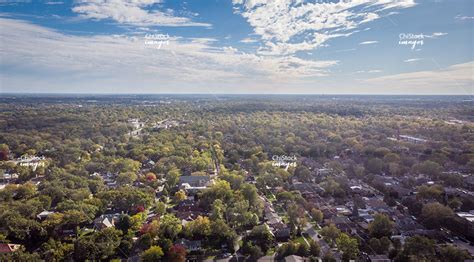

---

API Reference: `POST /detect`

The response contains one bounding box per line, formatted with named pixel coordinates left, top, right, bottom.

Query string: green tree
left=248, top=224, right=274, bottom=253
left=74, top=228, right=122, bottom=261
left=141, top=246, right=164, bottom=262
left=159, top=214, right=182, bottom=240
left=420, top=202, right=454, bottom=229
left=414, top=160, right=442, bottom=178
left=438, top=245, right=471, bottom=262
left=165, top=168, right=181, bottom=189
left=185, top=215, right=211, bottom=238
left=336, top=233, right=359, bottom=261
left=308, top=238, right=321, bottom=257
left=117, top=171, right=137, bottom=186
left=366, top=158, right=383, bottom=174
left=310, top=208, right=323, bottom=223
left=321, top=224, right=341, bottom=247
left=368, top=213, right=394, bottom=238
left=396, top=236, right=436, bottom=262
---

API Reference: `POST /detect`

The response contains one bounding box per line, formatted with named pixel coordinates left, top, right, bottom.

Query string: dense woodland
left=0, top=95, right=473, bottom=261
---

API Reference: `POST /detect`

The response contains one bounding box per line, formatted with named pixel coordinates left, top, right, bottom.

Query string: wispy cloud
left=356, top=69, right=382, bottom=73
left=233, top=0, right=416, bottom=55
left=0, top=17, right=337, bottom=93
left=427, top=32, right=448, bottom=38
left=455, top=15, right=474, bottom=21
left=240, top=37, right=257, bottom=43
left=365, top=62, right=474, bottom=94
left=359, top=41, right=378, bottom=45
left=72, top=0, right=211, bottom=27
left=404, top=58, right=422, bottom=63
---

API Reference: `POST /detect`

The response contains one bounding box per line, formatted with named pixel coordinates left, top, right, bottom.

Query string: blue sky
left=0, top=0, right=472, bottom=94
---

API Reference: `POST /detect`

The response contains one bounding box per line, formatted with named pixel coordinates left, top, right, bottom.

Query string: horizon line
left=1, top=92, right=473, bottom=97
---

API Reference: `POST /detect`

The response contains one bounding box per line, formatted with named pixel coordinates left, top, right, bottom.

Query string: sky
left=0, top=0, right=473, bottom=95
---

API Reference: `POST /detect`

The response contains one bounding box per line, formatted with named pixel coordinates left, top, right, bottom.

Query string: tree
left=159, top=214, right=182, bottom=240
left=366, top=158, right=383, bottom=174
left=396, top=236, right=436, bottom=262
left=145, top=172, right=157, bottom=182
left=0, top=248, right=42, bottom=262
left=248, top=225, right=274, bottom=253
left=185, top=215, right=211, bottom=239
left=41, top=238, right=74, bottom=261
left=438, top=245, right=471, bottom=262
left=74, top=228, right=122, bottom=261
left=322, top=251, right=337, bottom=262
left=295, top=166, right=311, bottom=182
left=308, top=238, right=320, bottom=257
left=116, top=214, right=133, bottom=234
left=336, top=233, right=359, bottom=261
left=141, top=246, right=164, bottom=262
left=210, top=219, right=238, bottom=252
left=368, top=213, right=394, bottom=238
left=0, top=144, right=9, bottom=161
left=168, top=244, right=186, bottom=262
left=165, top=168, right=181, bottom=189
left=416, top=185, right=443, bottom=200
left=310, top=208, right=323, bottom=223
left=117, top=171, right=137, bottom=186
left=296, top=242, right=309, bottom=257
left=201, top=180, right=234, bottom=208
left=174, top=190, right=186, bottom=202
left=112, top=158, right=140, bottom=173
left=211, top=199, right=226, bottom=221
left=420, top=202, right=454, bottom=229
left=414, top=160, right=442, bottom=178
left=447, top=197, right=463, bottom=211
left=240, top=183, right=259, bottom=207
left=154, top=201, right=166, bottom=216
left=368, top=237, right=391, bottom=254
left=242, top=241, right=264, bottom=260
left=321, top=224, right=341, bottom=247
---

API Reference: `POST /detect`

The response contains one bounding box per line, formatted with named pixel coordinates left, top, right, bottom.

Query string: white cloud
left=404, top=58, right=422, bottom=63
left=359, top=40, right=378, bottom=45
left=427, top=32, right=448, bottom=38
left=356, top=69, right=382, bottom=73
left=240, top=37, right=257, bottom=43
left=455, top=15, right=474, bottom=21
left=233, top=0, right=416, bottom=55
left=0, top=17, right=337, bottom=93
left=72, top=0, right=211, bottom=27
left=365, top=62, right=474, bottom=94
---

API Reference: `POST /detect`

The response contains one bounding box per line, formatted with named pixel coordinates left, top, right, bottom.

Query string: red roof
left=0, top=243, right=20, bottom=253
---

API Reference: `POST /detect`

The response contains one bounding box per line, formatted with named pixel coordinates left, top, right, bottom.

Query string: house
left=177, top=239, right=202, bottom=252
left=330, top=216, right=357, bottom=235
left=285, top=255, right=307, bottom=262
left=179, top=176, right=212, bottom=188
left=94, top=214, right=120, bottom=230
left=275, top=227, right=291, bottom=241
left=0, top=243, right=22, bottom=253
left=258, top=255, right=276, bottom=262
left=399, top=135, right=428, bottom=144
left=465, top=175, right=474, bottom=191
left=37, top=210, right=54, bottom=220
left=304, top=227, right=320, bottom=241
left=368, top=255, right=391, bottom=262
